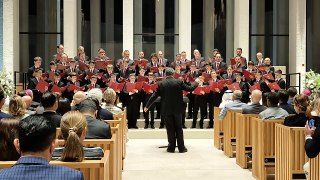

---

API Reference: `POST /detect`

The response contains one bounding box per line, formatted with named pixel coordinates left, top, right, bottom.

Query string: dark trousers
left=187, top=94, right=195, bottom=117
left=163, top=114, right=185, bottom=151
left=208, top=92, right=222, bottom=127
left=182, top=103, right=187, bottom=126
left=126, top=95, right=140, bottom=128
left=193, top=95, right=207, bottom=127
left=144, top=104, right=155, bottom=126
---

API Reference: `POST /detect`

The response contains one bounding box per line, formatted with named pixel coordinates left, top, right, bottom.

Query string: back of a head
left=60, top=111, right=87, bottom=162
left=78, top=99, right=98, bottom=115
left=103, top=88, right=117, bottom=104
left=0, top=119, right=20, bottom=161
left=9, top=95, right=26, bottom=117
left=18, top=115, right=56, bottom=153
left=0, top=88, right=5, bottom=102
left=165, top=67, right=175, bottom=76
left=251, top=90, right=262, bottom=103
left=87, top=88, right=103, bottom=104
left=57, top=98, right=71, bottom=116
left=222, top=90, right=233, bottom=101
left=294, top=94, right=310, bottom=112
left=41, top=92, right=57, bottom=109
left=72, top=91, right=86, bottom=106
left=22, top=95, right=32, bottom=108
left=287, top=87, right=298, bottom=98
left=278, top=89, right=289, bottom=103
left=232, top=90, right=242, bottom=100
left=267, top=92, right=279, bottom=107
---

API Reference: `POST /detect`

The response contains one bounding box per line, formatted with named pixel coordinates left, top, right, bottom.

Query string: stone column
left=64, top=0, right=77, bottom=57
left=203, top=0, right=214, bottom=60
left=155, top=0, right=165, bottom=53
left=178, top=0, right=191, bottom=59
left=234, top=0, right=249, bottom=59
left=90, top=0, right=101, bottom=58
left=134, top=0, right=143, bottom=59
left=123, top=0, right=133, bottom=59
left=2, top=0, right=19, bottom=77
left=289, top=0, right=306, bottom=92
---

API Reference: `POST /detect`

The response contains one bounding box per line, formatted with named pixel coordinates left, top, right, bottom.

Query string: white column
left=234, top=0, right=249, bottom=59
left=19, top=0, right=29, bottom=72
left=3, top=0, right=19, bottom=77
left=155, top=0, right=165, bottom=53
left=90, top=0, right=101, bottom=58
left=63, top=0, right=77, bottom=57
left=178, top=0, right=191, bottom=60
left=123, top=0, right=133, bottom=59
left=289, top=0, right=306, bottom=92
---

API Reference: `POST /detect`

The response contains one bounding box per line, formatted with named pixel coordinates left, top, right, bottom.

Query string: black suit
left=85, top=115, right=112, bottom=139
left=65, top=67, right=81, bottom=76
left=242, top=103, right=267, bottom=114
left=146, top=76, right=198, bottom=151
left=27, top=66, right=37, bottom=82
left=305, top=116, right=320, bottom=158
left=42, top=111, right=62, bottom=128
left=27, top=78, right=42, bottom=103
left=284, top=113, right=308, bottom=127
left=212, top=62, right=227, bottom=72
left=98, top=107, right=113, bottom=120
left=279, top=103, right=296, bottom=114
left=276, top=78, right=286, bottom=89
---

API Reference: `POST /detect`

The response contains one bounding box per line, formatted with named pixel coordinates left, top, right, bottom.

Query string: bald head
left=251, top=90, right=262, bottom=103
left=22, top=95, right=32, bottom=108
left=73, top=91, right=86, bottom=105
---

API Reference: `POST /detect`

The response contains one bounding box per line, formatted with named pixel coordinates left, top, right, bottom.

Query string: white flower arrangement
left=304, top=70, right=320, bottom=100
left=0, top=69, right=15, bottom=97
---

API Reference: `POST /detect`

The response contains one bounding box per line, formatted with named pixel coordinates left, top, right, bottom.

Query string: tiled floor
left=122, top=139, right=254, bottom=180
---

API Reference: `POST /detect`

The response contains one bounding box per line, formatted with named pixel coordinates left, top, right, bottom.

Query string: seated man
left=0, top=89, right=11, bottom=120
left=278, top=89, right=296, bottom=114
left=38, top=92, right=62, bottom=127
left=87, top=88, right=113, bottom=120
left=259, top=92, right=289, bottom=120
left=219, top=90, right=246, bottom=120
left=242, top=90, right=267, bottom=114
left=287, top=87, right=297, bottom=105
left=78, top=99, right=112, bottom=139
left=0, top=115, right=83, bottom=180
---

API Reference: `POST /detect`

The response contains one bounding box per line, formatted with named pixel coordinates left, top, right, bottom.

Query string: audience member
left=9, top=95, right=28, bottom=120
left=219, top=90, right=233, bottom=108
left=21, top=96, right=35, bottom=115
left=87, top=88, right=113, bottom=120
left=70, top=91, right=86, bottom=110
left=102, top=88, right=123, bottom=114
left=242, top=90, right=267, bottom=114
left=0, top=89, right=11, bottom=120
left=0, top=115, right=84, bottom=179
left=0, top=118, right=20, bottom=161
left=40, top=92, right=62, bottom=127
left=284, top=94, right=309, bottom=127
left=53, top=111, right=104, bottom=161
left=259, top=92, right=289, bottom=120
left=278, top=89, right=296, bottom=114
left=57, top=97, right=71, bottom=116
left=219, top=90, right=246, bottom=120
left=78, top=99, right=112, bottom=139
left=287, top=87, right=298, bottom=105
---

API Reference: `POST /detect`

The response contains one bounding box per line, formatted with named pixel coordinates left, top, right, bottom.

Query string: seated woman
left=52, top=111, right=104, bottom=161
left=0, top=118, right=20, bottom=161
left=284, top=94, right=309, bottom=127
left=102, top=88, right=123, bottom=114
left=9, top=95, right=28, bottom=120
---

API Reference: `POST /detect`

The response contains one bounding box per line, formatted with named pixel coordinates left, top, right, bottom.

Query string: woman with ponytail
left=52, top=111, right=104, bottom=161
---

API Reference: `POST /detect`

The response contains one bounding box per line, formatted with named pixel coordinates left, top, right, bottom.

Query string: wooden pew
left=275, top=124, right=307, bottom=180
left=223, top=110, right=241, bottom=158
left=251, top=118, right=284, bottom=180
left=58, top=125, right=121, bottom=180
left=236, top=114, right=259, bottom=168
left=0, top=150, right=110, bottom=180
left=113, top=110, right=127, bottom=169
left=310, top=155, right=320, bottom=180
left=213, top=107, right=223, bottom=150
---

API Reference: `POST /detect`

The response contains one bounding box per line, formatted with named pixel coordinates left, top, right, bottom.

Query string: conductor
left=144, top=67, right=199, bottom=153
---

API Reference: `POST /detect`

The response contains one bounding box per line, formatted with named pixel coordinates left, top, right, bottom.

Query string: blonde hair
left=103, top=88, right=117, bottom=104
left=9, top=95, right=26, bottom=118
left=60, top=111, right=87, bottom=162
